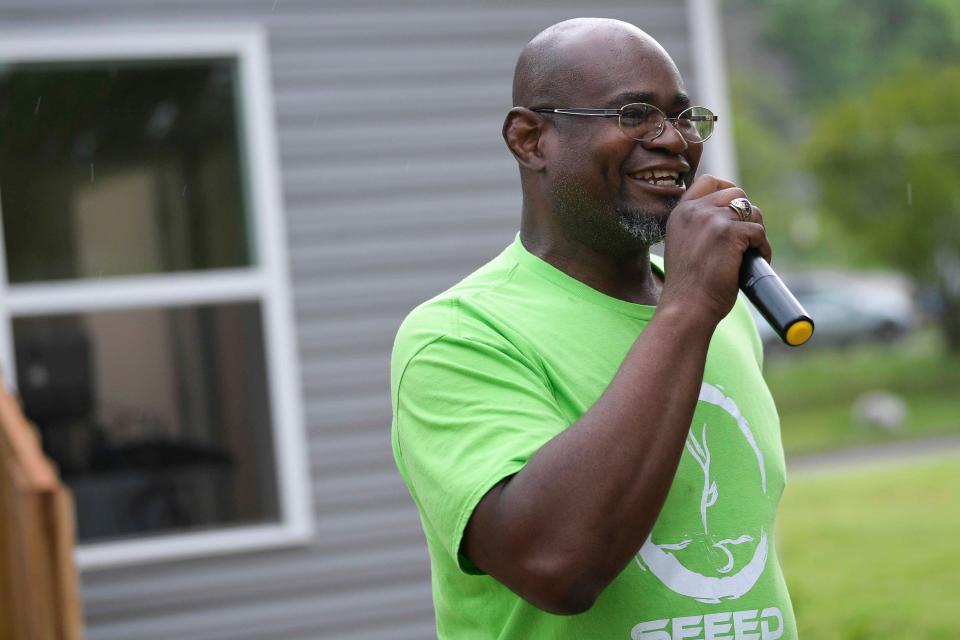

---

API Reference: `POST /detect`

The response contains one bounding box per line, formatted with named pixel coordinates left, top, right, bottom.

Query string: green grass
left=778, top=456, right=960, bottom=639
left=764, top=331, right=960, bottom=455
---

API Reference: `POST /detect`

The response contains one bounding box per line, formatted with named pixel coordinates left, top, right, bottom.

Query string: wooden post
left=0, top=383, right=85, bottom=640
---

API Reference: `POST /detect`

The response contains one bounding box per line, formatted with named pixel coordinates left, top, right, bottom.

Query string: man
left=391, top=17, right=797, bottom=640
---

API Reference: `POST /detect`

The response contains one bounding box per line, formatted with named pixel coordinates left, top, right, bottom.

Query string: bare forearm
left=467, top=303, right=716, bottom=612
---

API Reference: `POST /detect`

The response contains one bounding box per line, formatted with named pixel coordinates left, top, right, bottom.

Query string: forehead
left=562, top=32, right=687, bottom=108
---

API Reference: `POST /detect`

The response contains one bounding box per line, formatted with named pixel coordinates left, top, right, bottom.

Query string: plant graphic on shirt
left=634, top=382, right=770, bottom=604
left=657, top=424, right=754, bottom=573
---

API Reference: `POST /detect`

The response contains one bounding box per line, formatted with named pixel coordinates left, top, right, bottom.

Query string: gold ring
left=728, top=197, right=753, bottom=222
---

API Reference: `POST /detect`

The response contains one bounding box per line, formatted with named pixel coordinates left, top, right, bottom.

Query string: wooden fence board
left=0, top=383, right=84, bottom=640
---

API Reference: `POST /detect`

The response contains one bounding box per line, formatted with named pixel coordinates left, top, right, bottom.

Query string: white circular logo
left=635, top=382, right=768, bottom=604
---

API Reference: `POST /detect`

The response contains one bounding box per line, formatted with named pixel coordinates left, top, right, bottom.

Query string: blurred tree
left=728, top=73, right=844, bottom=265
left=805, top=65, right=960, bottom=352
left=729, top=76, right=798, bottom=258
left=758, top=0, right=960, bottom=106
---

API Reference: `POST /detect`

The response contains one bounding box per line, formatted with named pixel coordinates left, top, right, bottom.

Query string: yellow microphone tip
left=785, top=320, right=814, bottom=346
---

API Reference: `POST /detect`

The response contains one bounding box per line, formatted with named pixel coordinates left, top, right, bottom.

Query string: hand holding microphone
left=727, top=198, right=814, bottom=347
left=662, top=176, right=813, bottom=347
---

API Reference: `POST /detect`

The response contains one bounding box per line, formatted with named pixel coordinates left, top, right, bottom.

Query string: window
left=0, top=28, right=312, bottom=568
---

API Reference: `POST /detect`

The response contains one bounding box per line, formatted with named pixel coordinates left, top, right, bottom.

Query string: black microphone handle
left=738, top=249, right=814, bottom=347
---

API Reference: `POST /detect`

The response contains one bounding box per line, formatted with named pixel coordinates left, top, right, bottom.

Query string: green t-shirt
left=391, top=235, right=797, bottom=640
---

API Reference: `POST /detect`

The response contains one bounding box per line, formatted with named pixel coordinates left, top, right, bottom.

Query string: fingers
left=704, top=188, right=765, bottom=227
left=681, top=174, right=738, bottom=200
left=673, top=173, right=771, bottom=260
left=729, top=202, right=764, bottom=227
left=706, top=194, right=772, bottom=262
left=703, top=186, right=746, bottom=206
left=720, top=197, right=770, bottom=263
left=681, top=176, right=766, bottom=226
left=663, top=178, right=773, bottom=322
left=741, top=221, right=773, bottom=265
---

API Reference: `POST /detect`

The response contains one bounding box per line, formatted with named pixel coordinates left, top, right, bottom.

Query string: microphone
left=739, top=249, right=814, bottom=346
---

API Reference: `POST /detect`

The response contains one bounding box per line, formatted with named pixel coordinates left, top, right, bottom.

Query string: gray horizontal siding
left=0, top=1, right=697, bottom=638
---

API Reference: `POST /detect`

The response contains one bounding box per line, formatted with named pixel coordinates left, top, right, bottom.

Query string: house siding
left=0, top=2, right=700, bottom=638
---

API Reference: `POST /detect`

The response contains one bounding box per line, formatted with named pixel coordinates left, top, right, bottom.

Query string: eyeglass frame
left=530, top=103, right=718, bottom=143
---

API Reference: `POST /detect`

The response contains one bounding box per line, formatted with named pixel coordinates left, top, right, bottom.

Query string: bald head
left=503, top=18, right=702, bottom=258
left=512, top=18, right=677, bottom=108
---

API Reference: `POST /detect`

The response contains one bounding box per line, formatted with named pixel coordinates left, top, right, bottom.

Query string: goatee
left=616, top=197, right=678, bottom=246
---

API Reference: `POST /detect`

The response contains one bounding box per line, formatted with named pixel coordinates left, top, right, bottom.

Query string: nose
left=643, top=118, right=689, bottom=153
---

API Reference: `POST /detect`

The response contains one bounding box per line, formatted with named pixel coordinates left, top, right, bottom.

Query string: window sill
left=77, top=519, right=314, bottom=571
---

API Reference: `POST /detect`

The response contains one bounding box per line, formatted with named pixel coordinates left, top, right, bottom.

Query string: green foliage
left=728, top=73, right=873, bottom=268
left=759, top=0, right=960, bottom=105
left=804, top=64, right=960, bottom=281
left=736, top=0, right=960, bottom=349
left=728, top=75, right=801, bottom=253
left=779, top=456, right=960, bottom=638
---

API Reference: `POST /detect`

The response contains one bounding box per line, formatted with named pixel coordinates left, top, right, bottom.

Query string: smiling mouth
left=629, top=169, right=685, bottom=188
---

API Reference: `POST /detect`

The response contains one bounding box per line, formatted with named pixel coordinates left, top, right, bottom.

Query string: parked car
left=749, top=270, right=919, bottom=351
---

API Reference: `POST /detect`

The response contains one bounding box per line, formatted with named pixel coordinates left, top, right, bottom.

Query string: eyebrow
left=608, top=91, right=692, bottom=110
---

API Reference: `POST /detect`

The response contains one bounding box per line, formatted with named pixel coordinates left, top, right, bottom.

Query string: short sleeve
left=393, top=334, right=568, bottom=574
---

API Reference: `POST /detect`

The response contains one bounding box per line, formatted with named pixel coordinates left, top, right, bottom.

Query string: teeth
left=633, top=169, right=682, bottom=185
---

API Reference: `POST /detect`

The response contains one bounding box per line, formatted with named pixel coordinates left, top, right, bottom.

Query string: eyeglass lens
left=619, top=104, right=714, bottom=143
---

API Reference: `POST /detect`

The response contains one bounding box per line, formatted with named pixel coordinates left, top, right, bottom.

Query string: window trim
left=0, top=26, right=314, bottom=570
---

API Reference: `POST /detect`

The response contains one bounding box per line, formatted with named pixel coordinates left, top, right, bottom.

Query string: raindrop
left=33, top=97, right=41, bottom=115
left=90, top=164, right=95, bottom=183
left=182, top=184, right=188, bottom=197
left=906, top=182, right=912, bottom=206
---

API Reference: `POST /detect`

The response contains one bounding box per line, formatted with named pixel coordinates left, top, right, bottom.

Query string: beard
left=552, top=173, right=678, bottom=255
left=616, top=203, right=673, bottom=246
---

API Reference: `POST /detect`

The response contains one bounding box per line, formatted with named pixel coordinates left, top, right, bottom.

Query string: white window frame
left=0, top=26, right=314, bottom=570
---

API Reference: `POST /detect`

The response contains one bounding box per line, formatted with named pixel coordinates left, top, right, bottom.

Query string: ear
left=502, top=107, right=548, bottom=171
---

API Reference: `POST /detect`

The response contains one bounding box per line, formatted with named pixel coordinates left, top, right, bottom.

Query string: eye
left=674, top=114, right=695, bottom=131
left=619, top=103, right=659, bottom=128
left=676, top=107, right=717, bottom=142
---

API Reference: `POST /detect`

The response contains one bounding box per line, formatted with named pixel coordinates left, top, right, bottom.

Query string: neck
left=520, top=219, right=662, bottom=306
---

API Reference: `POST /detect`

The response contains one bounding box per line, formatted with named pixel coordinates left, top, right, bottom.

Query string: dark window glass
left=0, top=59, right=252, bottom=283
left=13, top=302, right=279, bottom=542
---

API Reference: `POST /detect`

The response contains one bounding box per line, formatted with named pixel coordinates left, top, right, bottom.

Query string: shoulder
left=392, top=243, right=522, bottom=373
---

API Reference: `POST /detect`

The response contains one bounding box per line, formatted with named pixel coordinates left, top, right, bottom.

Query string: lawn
left=763, top=331, right=960, bottom=455
left=778, top=455, right=960, bottom=639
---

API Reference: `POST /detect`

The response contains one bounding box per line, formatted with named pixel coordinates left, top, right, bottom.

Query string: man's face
left=544, top=40, right=703, bottom=254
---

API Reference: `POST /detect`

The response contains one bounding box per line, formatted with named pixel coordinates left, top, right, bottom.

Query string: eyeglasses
left=531, top=103, right=718, bottom=143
